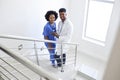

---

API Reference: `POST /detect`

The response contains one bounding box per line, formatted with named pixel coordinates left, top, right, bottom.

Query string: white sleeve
left=58, top=21, right=73, bottom=42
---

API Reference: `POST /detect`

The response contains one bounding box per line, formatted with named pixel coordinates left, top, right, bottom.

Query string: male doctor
left=55, top=8, right=73, bottom=67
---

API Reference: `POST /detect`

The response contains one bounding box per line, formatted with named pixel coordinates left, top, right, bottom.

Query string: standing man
left=55, top=8, right=73, bottom=67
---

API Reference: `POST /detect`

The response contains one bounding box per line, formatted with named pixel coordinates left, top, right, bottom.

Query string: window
left=82, top=0, right=114, bottom=46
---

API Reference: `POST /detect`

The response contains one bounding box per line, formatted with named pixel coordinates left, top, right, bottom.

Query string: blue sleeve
left=43, top=25, right=53, bottom=36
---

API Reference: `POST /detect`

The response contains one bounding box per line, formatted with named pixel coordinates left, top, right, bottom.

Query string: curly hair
left=45, top=10, right=58, bottom=21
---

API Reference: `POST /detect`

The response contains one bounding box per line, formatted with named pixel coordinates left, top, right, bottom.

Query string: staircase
left=0, top=35, right=96, bottom=80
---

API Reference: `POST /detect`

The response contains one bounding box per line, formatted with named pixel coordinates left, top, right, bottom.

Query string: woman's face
left=49, top=14, right=55, bottom=24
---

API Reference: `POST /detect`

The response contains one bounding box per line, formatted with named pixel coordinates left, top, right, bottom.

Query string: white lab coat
left=56, top=19, right=73, bottom=55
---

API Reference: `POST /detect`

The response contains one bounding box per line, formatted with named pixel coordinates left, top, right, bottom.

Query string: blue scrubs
left=43, top=22, right=56, bottom=65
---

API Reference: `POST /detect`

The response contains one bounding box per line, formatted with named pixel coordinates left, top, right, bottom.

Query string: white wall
left=0, top=0, right=71, bottom=51
left=0, top=0, right=69, bottom=39
left=0, top=0, right=118, bottom=62
left=103, top=17, right=120, bottom=80
left=102, top=0, right=120, bottom=79
left=69, top=0, right=118, bottom=61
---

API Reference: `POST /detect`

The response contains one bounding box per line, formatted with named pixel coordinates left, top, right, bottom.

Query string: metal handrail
left=0, top=34, right=79, bottom=45
left=0, top=34, right=79, bottom=72
left=0, top=35, right=56, bottom=43
left=0, top=43, right=62, bottom=80
left=0, top=34, right=79, bottom=79
left=0, top=58, right=31, bottom=80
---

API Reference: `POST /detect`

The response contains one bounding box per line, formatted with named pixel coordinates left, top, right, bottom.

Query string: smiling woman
left=82, top=0, right=114, bottom=46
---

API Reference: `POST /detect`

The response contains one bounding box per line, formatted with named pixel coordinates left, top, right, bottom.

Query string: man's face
left=59, top=12, right=66, bottom=21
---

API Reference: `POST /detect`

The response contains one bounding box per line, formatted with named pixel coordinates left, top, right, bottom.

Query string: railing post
left=74, top=44, right=78, bottom=67
left=34, top=41, right=40, bottom=65
left=60, top=43, right=64, bottom=72
left=0, top=44, right=62, bottom=80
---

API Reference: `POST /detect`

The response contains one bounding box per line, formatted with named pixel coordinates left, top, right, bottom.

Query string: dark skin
left=51, top=11, right=67, bottom=38
left=51, top=32, right=59, bottom=38
left=44, top=14, right=59, bottom=51
left=50, top=11, right=67, bottom=38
